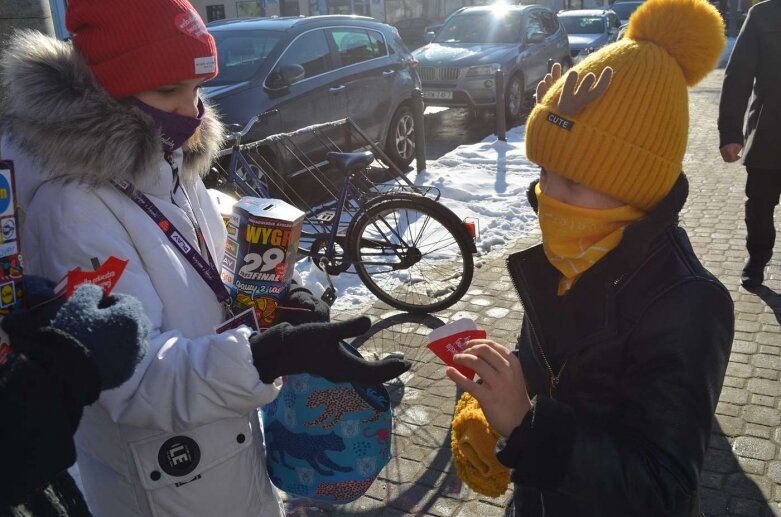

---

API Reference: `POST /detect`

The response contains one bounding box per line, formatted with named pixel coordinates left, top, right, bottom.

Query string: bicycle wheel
left=348, top=196, right=474, bottom=313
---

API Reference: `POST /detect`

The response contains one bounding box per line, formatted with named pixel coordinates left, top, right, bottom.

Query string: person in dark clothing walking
left=718, top=0, right=781, bottom=288
left=444, top=0, right=735, bottom=515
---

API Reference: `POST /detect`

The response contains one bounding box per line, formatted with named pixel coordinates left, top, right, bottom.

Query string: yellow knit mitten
left=451, top=392, right=510, bottom=497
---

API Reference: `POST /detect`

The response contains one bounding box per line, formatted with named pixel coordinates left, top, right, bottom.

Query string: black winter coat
left=0, top=329, right=98, bottom=516
left=718, top=0, right=781, bottom=170
left=497, top=175, right=734, bottom=516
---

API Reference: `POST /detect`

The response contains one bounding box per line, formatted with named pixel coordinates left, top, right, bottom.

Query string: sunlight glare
left=491, top=0, right=511, bottom=17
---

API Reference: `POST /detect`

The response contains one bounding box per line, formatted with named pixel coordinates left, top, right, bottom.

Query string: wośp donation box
left=221, top=198, right=304, bottom=329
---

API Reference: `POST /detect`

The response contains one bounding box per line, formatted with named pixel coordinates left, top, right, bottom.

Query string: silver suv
left=412, top=4, right=570, bottom=122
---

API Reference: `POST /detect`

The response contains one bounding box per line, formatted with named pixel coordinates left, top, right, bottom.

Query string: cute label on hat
left=175, top=10, right=211, bottom=43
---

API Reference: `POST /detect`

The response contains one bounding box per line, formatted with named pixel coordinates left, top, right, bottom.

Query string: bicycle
left=210, top=116, right=477, bottom=314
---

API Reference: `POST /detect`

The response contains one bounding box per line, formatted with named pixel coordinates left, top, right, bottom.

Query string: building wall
left=190, top=0, right=509, bottom=24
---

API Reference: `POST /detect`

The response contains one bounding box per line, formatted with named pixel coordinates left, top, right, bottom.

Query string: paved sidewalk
left=287, top=69, right=781, bottom=516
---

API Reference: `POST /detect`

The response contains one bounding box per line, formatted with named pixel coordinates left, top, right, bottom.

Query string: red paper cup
left=427, top=329, right=486, bottom=380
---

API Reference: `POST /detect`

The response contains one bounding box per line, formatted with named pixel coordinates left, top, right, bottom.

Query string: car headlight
left=465, top=63, right=501, bottom=77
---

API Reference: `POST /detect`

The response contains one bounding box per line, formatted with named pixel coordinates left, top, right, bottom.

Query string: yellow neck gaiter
left=535, top=183, right=645, bottom=295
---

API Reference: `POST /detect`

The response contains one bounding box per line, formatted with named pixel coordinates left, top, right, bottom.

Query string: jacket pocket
left=129, top=415, right=264, bottom=517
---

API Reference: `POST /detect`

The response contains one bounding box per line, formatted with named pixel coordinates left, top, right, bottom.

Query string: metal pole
left=411, top=89, right=428, bottom=172
left=495, top=69, right=507, bottom=142
left=727, top=0, right=738, bottom=37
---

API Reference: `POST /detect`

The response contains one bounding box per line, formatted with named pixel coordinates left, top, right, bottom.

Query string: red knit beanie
left=66, top=0, right=218, bottom=99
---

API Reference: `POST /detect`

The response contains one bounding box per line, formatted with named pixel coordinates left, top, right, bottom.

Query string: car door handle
left=329, top=85, right=346, bottom=93
left=382, top=70, right=396, bottom=77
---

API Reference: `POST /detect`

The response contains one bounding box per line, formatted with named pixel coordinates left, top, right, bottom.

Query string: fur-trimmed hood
left=0, top=30, right=224, bottom=189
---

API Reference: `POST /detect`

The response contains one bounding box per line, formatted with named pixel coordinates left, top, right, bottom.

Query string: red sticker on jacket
left=0, top=342, right=12, bottom=366
left=65, top=256, right=128, bottom=298
left=427, top=329, right=486, bottom=380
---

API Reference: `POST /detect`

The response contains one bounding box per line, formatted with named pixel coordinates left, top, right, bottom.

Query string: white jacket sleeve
left=23, top=183, right=280, bottom=433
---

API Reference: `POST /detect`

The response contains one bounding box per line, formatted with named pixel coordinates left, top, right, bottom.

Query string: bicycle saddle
left=326, top=151, right=374, bottom=173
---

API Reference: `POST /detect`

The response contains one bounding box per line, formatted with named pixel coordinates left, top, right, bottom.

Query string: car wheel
left=505, top=74, right=524, bottom=125
left=384, top=104, right=416, bottom=169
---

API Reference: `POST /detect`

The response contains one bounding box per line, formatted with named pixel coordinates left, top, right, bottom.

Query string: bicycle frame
left=226, top=143, right=270, bottom=199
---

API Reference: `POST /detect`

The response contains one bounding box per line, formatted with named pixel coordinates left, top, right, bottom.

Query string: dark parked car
left=392, top=17, right=436, bottom=50
left=611, top=0, right=644, bottom=26
left=558, top=9, right=621, bottom=63
left=412, top=4, right=570, bottom=122
left=204, top=15, right=420, bottom=180
left=423, top=23, right=444, bottom=39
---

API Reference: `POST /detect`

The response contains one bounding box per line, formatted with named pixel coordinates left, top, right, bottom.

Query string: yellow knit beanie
left=451, top=392, right=510, bottom=498
left=525, top=0, right=725, bottom=210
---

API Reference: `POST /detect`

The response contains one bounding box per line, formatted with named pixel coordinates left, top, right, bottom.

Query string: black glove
left=250, top=316, right=410, bottom=385
left=273, top=286, right=330, bottom=326
left=51, top=284, right=150, bottom=390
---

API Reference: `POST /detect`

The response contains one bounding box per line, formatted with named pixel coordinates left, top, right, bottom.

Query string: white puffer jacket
left=0, top=31, right=284, bottom=517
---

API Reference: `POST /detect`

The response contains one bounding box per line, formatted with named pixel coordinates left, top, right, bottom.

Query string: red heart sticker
left=175, top=10, right=210, bottom=44
left=65, top=256, right=129, bottom=299
left=427, top=329, right=486, bottom=380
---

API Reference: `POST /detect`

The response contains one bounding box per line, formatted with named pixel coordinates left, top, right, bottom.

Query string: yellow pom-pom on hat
left=526, top=0, right=725, bottom=210
left=451, top=392, right=510, bottom=498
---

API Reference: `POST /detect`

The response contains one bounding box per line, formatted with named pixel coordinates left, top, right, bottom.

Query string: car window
left=330, top=28, right=387, bottom=66
left=526, top=12, right=544, bottom=39
left=540, top=11, right=559, bottom=35
left=560, top=16, right=606, bottom=34
left=434, top=12, right=523, bottom=44
left=209, top=29, right=283, bottom=84
left=611, top=13, right=621, bottom=28
left=369, top=30, right=392, bottom=55
left=276, top=29, right=335, bottom=79
left=612, top=2, right=642, bottom=20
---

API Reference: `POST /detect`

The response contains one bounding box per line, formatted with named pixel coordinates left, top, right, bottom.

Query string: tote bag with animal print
left=259, top=343, right=392, bottom=504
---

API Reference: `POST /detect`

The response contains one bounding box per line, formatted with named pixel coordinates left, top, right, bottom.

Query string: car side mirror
left=424, top=31, right=435, bottom=43
left=266, top=64, right=306, bottom=90
left=527, top=32, right=545, bottom=45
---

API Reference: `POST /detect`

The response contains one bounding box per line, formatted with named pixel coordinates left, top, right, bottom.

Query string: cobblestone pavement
left=284, top=69, right=781, bottom=516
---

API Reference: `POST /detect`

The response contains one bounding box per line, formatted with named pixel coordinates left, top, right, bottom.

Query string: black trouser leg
left=745, top=168, right=781, bottom=266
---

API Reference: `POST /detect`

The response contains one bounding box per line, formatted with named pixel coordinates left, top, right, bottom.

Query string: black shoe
left=741, top=260, right=765, bottom=288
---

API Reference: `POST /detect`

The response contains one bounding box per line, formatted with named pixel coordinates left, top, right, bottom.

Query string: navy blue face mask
left=126, top=97, right=205, bottom=152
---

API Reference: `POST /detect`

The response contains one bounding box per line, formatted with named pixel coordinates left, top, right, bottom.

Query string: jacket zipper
left=536, top=337, right=567, bottom=399
left=509, top=259, right=567, bottom=399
